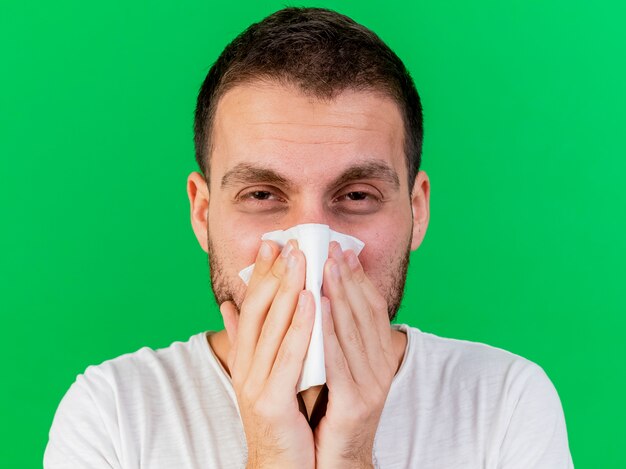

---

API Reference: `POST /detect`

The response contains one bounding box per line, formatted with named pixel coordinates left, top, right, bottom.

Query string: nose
left=284, top=197, right=330, bottom=228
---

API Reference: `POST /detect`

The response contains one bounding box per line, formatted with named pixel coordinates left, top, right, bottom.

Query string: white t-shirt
left=44, top=324, right=574, bottom=468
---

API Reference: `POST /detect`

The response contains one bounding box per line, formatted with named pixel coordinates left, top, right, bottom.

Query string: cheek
left=356, top=227, right=411, bottom=281
left=208, top=209, right=267, bottom=272
left=358, top=245, right=389, bottom=284
left=224, top=229, right=264, bottom=272
left=337, top=202, right=412, bottom=258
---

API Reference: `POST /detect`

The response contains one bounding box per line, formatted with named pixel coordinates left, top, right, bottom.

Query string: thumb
left=220, top=300, right=240, bottom=375
left=220, top=300, right=239, bottom=348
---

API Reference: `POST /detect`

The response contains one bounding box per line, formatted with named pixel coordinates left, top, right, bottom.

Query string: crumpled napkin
left=238, top=223, right=365, bottom=392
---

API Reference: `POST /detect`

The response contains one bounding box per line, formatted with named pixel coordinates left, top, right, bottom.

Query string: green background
left=1, top=0, right=624, bottom=467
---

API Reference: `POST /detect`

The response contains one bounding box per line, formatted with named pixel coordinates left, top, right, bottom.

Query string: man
left=45, top=7, right=574, bottom=468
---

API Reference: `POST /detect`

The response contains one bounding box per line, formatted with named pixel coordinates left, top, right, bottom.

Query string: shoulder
left=392, top=323, right=566, bottom=420
left=392, top=324, right=574, bottom=467
left=44, top=332, right=212, bottom=468
left=57, top=330, right=213, bottom=412
left=68, top=332, right=210, bottom=404
left=94, top=331, right=208, bottom=376
left=396, top=323, right=545, bottom=387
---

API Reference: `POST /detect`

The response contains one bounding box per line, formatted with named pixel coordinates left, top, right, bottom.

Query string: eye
left=344, top=191, right=369, bottom=201
left=335, top=189, right=381, bottom=203
left=235, top=187, right=287, bottom=212
left=247, top=190, right=274, bottom=200
left=333, top=187, right=383, bottom=214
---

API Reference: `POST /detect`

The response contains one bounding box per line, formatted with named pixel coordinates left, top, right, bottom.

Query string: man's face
left=190, top=80, right=429, bottom=319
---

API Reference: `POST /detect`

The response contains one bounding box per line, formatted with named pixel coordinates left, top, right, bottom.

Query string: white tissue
left=238, top=223, right=365, bottom=393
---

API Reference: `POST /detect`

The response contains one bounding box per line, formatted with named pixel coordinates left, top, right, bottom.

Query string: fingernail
left=288, top=251, right=299, bottom=271
left=330, top=241, right=342, bottom=259
left=345, top=250, right=360, bottom=270
left=259, top=241, right=272, bottom=260
left=281, top=241, right=294, bottom=258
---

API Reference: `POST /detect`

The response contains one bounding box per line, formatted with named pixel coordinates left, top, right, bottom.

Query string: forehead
left=210, top=81, right=407, bottom=188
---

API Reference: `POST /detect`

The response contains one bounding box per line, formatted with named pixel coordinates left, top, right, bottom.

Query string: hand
left=220, top=240, right=316, bottom=469
left=314, top=242, right=397, bottom=468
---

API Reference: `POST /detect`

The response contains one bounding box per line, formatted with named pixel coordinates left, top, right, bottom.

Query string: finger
left=220, top=300, right=239, bottom=347
left=220, top=300, right=240, bottom=373
left=233, top=241, right=298, bottom=382
left=248, top=247, right=306, bottom=388
left=329, top=242, right=395, bottom=371
left=323, top=254, right=377, bottom=389
left=341, top=247, right=395, bottom=374
left=331, top=245, right=393, bottom=381
left=320, top=296, right=355, bottom=398
left=265, top=290, right=316, bottom=397
left=246, top=239, right=280, bottom=291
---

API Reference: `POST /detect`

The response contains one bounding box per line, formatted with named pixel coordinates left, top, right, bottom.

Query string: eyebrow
left=329, top=160, right=400, bottom=190
left=221, top=159, right=400, bottom=191
left=221, top=163, right=294, bottom=190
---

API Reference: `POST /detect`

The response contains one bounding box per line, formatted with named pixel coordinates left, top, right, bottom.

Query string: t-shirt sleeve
left=498, top=362, right=574, bottom=468
left=44, top=369, right=122, bottom=469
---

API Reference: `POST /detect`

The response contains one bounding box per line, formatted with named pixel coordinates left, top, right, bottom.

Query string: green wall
left=1, top=1, right=624, bottom=467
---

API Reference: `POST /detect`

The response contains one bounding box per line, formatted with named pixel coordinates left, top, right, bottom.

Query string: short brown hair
left=193, top=7, right=423, bottom=189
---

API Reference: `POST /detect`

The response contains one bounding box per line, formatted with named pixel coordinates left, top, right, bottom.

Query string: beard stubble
left=206, top=227, right=412, bottom=322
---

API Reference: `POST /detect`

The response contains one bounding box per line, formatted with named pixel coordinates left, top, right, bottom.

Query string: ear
left=187, top=171, right=210, bottom=253
left=409, top=170, right=431, bottom=251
